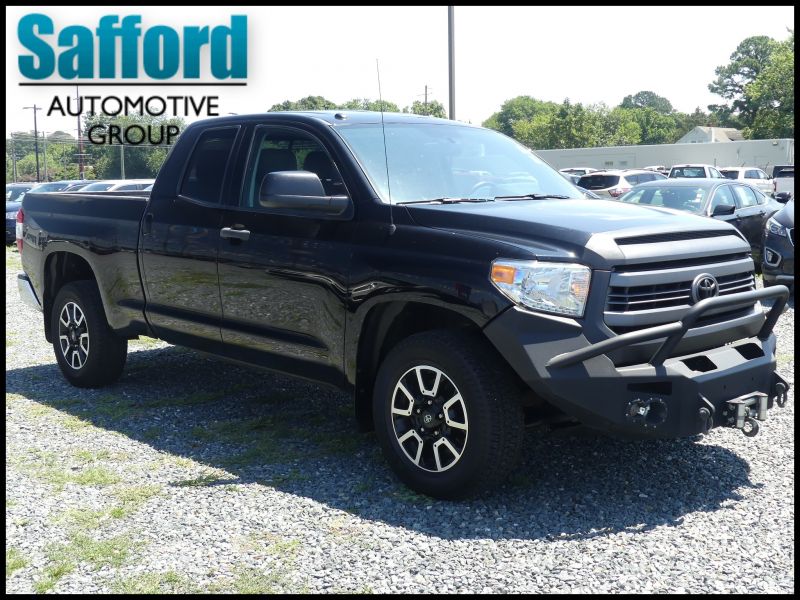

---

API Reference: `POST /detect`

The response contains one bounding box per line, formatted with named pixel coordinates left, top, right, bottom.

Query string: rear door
left=216, top=123, right=354, bottom=385
left=139, top=126, right=240, bottom=349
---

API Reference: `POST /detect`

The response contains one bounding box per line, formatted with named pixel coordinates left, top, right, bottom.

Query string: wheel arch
left=352, top=300, right=490, bottom=432
left=42, top=251, right=97, bottom=343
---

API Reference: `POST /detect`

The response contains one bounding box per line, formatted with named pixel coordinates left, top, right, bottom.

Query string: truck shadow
left=7, top=345, right=760, bottom=543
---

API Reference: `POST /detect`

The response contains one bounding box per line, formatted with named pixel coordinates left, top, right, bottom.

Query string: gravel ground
left=5, top=246, right=795, bottom=593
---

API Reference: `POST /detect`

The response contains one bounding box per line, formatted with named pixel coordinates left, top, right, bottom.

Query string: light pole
left=76, top=85, right=85, bottom=179
left=448, top=6, right=455, bottom=120
left=23, top=104, right=42, bottom=182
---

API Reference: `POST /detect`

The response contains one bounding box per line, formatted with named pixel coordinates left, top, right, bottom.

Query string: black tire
left=373, top=330, right=525, bottom=500
left=51, top=281, right=128, bottom=388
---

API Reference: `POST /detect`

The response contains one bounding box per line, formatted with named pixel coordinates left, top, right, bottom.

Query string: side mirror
left=711, top=203, right=736, bottom=216
left=260, top=171, right=351, bottom=216
left=775, top=191, right=792, bottom=203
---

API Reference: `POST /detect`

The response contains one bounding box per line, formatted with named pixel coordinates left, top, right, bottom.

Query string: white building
left=676, top=126, right=745, bottom=144
left=536, top=138, right=794, bottom=173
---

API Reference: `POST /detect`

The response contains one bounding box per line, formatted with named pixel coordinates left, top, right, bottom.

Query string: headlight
left=490, top=259, right=591, bottom=317
left=6, top=210, right=18, bottom=219
left=766, top=217, right=787, bottom=237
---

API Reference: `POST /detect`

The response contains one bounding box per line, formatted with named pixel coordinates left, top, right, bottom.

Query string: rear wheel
left=51, top=281, right=128, bottom=388
left=373, top=330, right=525, bottom=499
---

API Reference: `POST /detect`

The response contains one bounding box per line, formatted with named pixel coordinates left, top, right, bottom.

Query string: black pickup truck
left=17, top=112, right=790, bottom=499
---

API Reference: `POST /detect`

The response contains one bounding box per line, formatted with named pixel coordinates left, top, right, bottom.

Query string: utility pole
left=76, top=85, right=85, bottom=179
left=42, top=132, right=48, bottom=181
left=424, top=85, right=428, bottom=112
left=23, top=104, right=42, bottom=182
left=447, top=6, right=455, bottom=120
left=120, top=144, right=125, bottom=179
left=11, top=135, right=18, bottom=182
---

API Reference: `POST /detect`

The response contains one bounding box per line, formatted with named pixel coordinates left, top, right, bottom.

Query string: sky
left=4, top=5, right=796, bottom=139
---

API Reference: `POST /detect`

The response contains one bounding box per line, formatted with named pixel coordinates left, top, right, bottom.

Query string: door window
left=241, top=126, right=345, bottom=209
left=709, top=185, right=736, bottom=213
left=732, top=185, right=758, bottom=208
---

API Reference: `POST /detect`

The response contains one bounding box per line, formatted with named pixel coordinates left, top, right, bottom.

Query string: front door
left=217, top=124, right=354, bottom=385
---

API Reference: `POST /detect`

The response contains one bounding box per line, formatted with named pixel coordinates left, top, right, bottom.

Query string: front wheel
left=51, top=281, right=128, bottom=388
left=373, top=330, right=525, bottom=499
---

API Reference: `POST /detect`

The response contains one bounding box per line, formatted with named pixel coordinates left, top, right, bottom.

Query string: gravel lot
left=5, top=246, right=795, bottom=593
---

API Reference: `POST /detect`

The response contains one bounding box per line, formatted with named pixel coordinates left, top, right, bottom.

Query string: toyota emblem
left=691, top=273, right=719, bottom=303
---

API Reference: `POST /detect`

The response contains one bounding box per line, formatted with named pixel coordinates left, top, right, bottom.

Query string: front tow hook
left=725, top=393, right=769, bottom=437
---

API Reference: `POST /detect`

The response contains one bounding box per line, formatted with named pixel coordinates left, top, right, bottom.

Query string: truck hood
left=403, top=199, right=751, bottom=269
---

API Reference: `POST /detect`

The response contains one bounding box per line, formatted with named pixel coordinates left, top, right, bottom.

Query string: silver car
left=576, top=169, right=666, bottom=198
left=719, top=166, right=773, bottom=196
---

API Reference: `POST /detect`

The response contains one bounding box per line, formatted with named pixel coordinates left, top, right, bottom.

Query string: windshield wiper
left=494, top=193, right=572, bottom=201
left=397, top=197, right=495, bottom=205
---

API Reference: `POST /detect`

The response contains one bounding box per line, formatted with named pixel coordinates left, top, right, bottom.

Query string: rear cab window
left=180, top=128, right=238, bottom=204
left=720, top=170, right=740, bottom=180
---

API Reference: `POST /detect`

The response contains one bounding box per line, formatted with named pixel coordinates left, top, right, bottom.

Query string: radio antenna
left=376, top=59, right=396, bottom=235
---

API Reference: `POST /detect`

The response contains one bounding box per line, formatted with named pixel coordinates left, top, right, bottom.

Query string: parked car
left=719, top=167, right=773, bottom=196
left=669, top=164, right=726, bottom=179
left=560, top=172, right=601, bottom=199
left=25, top=181, right=76, bottom=193
left=576, top=169, right=666, bottom=198
left=617, top=178, right=782, bottom=263
left=772, top=165, right=794, bottom=199
left=6, top=199, right=22, bottom=244
left=80, top=179, right=155, bottom=192
left=59, top=181, right=95, bottom=193
left=762, top=198, right=794, bottom=291
left=6, top=183, right=35, bottom=202
left=17, top=111, right=790, bottom=498
left=559, top=167, right=598, bottom=177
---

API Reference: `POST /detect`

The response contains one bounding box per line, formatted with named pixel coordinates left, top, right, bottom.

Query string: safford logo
left=691, top=273, right=719, bottom=303
left=17, top=14, right=247, bottom=80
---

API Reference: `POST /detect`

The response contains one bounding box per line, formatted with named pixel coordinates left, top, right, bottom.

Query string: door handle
left=220, top=226, right=250, bottom=241
left=142, top=213, right=153, bottom=235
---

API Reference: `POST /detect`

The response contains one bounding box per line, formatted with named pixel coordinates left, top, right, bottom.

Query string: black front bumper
left=484, top=286, right=791, bottom=439
left=5, top=217, right=15, bottom=244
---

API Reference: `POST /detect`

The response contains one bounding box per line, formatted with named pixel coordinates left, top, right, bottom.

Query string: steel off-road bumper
left=485, top=286, right=791, bottom=439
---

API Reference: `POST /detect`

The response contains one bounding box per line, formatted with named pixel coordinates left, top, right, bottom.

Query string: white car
left=719, top=166, right=773, bottom=196
left=79, top=179, right=155, bottom=192
left=559, top=167, right=598, bottom=177
left=668, top=164, right=726, bottom=179
left=576, top=169, right=666, bottom=198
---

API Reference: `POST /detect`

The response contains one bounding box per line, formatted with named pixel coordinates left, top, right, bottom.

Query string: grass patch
left=129, top=335, right=164, bottom=350
left=110, top=570, right=200, bottom=594
left=140, top=426, right=162, bottom=442
left=6, top=247, right=21, bottom=271
left=37, top=533, right=139, bottom=589
left=17, top=450, right=122, bottom=490
left=209, top=565, right=304, bottom=594
left=57, top=485, right=162, bottom=531
left=777, top=352, right=794, bottom=365
left=61, top=414, right=93, bottom=430
left=6, top=548, right=27, bottom=578
left=174, top=472, right=227, bottom=487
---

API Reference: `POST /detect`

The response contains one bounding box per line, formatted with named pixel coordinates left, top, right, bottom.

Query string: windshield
left=670, top=167, right=707, bottom=178
left=335, top=122, right=579, bottom=204
left=618, top=185, right=708, bottom=213
left=6, top=186, right=31, bottom=201
left=720, top=170, right=740, bottom=180
left=81, top=182, right=115, bottom=191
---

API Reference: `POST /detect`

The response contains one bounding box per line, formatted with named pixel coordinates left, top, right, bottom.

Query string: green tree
left=82, top=113, right=185, bottom=179
left=268, top=96, right=337, bottom=111
left=620, top=91, right=674, bottom=114
left=708, top=35, right=779, bottom=128
left=628, top=107, right=680, bottom=145
left=482, top=96, right=558, bottom=137
left=404, top=99, right=446, bottom=118
left=339, top=98, right=400, bottom=112
left=601, top=107, right=642, bottom=147
left=744, top=33, right=794, bottom=139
